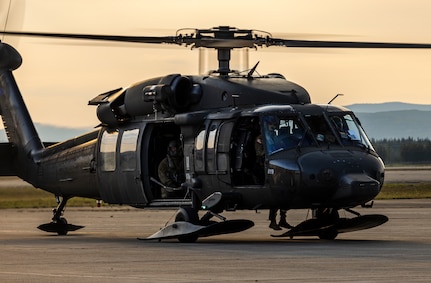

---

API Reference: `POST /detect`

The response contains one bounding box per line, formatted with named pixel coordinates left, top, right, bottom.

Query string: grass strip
left=377, top=182, right=431, bottom=199
left=0, top=187, right=97, bottom=209
left=0, top=183, right=430, bottom=209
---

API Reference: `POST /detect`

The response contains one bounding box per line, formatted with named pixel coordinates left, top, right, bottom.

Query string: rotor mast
left=187, top=26, right=260, bottom=76
left=217, top=49, right=230, bottom=76
left=212, top=26, right=234, bottom=76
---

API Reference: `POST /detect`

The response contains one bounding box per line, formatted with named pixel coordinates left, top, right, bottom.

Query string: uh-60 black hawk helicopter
left=1, top=26, right=430, bottom=242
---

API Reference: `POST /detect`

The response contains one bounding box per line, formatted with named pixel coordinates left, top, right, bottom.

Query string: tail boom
left=0, top=42, right=44, bottom=181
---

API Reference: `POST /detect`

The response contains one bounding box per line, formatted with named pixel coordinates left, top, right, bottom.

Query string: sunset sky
left=1, top=0, right=431, bottom=128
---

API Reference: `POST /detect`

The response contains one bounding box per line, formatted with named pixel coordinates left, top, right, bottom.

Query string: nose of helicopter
left=333, top=173, right=381, bottom=203
left=297, top=150, right=383, bottom=206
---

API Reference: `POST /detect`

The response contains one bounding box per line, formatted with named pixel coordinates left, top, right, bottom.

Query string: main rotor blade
left=0, top=31, right=180, bottom=45
left=267, top=38, right=431, bottom=49
left=3, top=29, right=431, bottom=50
left=0, top=30, right=255, bottom=48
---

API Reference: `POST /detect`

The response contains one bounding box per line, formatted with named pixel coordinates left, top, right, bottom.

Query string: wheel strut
left=52, top=195, right=69, bottom=222
left=37, top=196, right=84, bottom=235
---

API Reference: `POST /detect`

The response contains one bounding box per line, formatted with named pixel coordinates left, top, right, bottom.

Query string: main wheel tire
left=315, top=208, right=340, bottom=223
left=175, top=207, right=199, bottom=243
left=318, top=228, right=338, bottom=240
left=57, top=217, right=68, bottom=236
left=315, top=208, right=339, bottom=240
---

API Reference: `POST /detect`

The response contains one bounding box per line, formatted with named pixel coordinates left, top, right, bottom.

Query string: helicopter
left=1, top=26, right=430, bottom=242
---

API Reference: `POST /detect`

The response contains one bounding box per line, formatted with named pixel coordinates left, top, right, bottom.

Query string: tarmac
left=385, top=166, right=431, bottom=183
left=0, top=199, right=430, bottom=282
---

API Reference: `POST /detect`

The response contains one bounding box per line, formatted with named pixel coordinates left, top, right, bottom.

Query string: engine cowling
left=93, top=74, right=202, bottom=126
left=126, top=74, right=202, bottom=115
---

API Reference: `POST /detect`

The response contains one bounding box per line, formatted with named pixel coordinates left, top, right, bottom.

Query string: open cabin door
left=97, top=127, right=148, bottom=206
left=140, top=121, right=190, bottom=204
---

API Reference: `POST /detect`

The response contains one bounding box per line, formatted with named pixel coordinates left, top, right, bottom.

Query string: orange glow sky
left=1, top=0, right=431, bottom=128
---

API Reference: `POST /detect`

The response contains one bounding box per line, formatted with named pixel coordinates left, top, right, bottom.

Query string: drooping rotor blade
left=264, top=38, right=431, bottom=49
left=0, top=31, right=181, bottom=45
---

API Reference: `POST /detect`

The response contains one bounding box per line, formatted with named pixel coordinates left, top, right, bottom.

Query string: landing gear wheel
left=315, top=208, right=339, bottom=240
left=175, top=206, right=199, bottom=243
left=57, top=217, right=68, bottom=236
left=318, top=228, right=338, bottom=240
left=37, top=196, right=84, bottom=235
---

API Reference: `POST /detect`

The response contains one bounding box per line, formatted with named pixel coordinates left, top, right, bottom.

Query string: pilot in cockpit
left=263, top=115, right=282, bottom=153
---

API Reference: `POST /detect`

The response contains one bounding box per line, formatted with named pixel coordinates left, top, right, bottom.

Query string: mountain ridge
left=0, top=123, right=93, bottom=143
left=342, top=102, right=431, bottom=140
left=344, top=102, right=431, bottom=113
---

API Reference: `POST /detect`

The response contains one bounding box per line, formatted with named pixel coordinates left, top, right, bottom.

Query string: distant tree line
left=371, top=138, right=431, bottom=165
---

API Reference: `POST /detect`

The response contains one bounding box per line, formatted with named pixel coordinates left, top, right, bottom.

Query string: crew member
left=269, top=208, right=292, bottom=230
left=256, top=116, right=294, bottom=230
left=158, top=140, right=185, bottom=198
left=253, top=134, right=265, bottom=185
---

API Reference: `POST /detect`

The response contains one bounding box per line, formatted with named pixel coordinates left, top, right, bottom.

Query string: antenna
left=328, top=93, right=344, bottom=104
left=247, top=61, right=260, bottom=79
left=1, top=0, right=13, bottom=42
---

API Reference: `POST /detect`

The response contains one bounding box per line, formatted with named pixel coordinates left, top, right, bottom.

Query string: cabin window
left=120, top=129, right=139, bottom=171
left=206, top=122, right=218, bottom=173
left=100, top=131, right=118, bottom=171
left=217, top=121, right=234, bottom=172
left=195, top=121, right=232, bottom=174
left=194, top=128, right=206, bottom=172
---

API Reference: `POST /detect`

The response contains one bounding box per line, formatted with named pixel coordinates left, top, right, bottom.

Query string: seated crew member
left=263, top=115, right=285, bottom=154
left=158, top=140, right=185, bottom=198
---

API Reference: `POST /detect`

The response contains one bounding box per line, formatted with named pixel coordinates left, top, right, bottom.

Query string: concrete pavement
left=0, top=200, right=430, bottom=282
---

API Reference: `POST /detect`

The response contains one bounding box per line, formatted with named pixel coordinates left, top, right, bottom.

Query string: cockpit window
left=304, top=115, right=336, bottom=144
left=261, top=112, right=374, bottom=153
left=329, top=114, right=374, bottom=150
left=262, top=115, right=305, bottom=154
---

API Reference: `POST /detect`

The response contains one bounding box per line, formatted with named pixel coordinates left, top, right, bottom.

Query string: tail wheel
left=56, top=217, right=68, bottom=236
left=175, top=206, right=199, bottom=243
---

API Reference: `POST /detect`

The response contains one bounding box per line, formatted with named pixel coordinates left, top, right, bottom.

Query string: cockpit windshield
left=261, top=112, right=374, bottom=155
left=328, top=113, right=374, bottom=150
